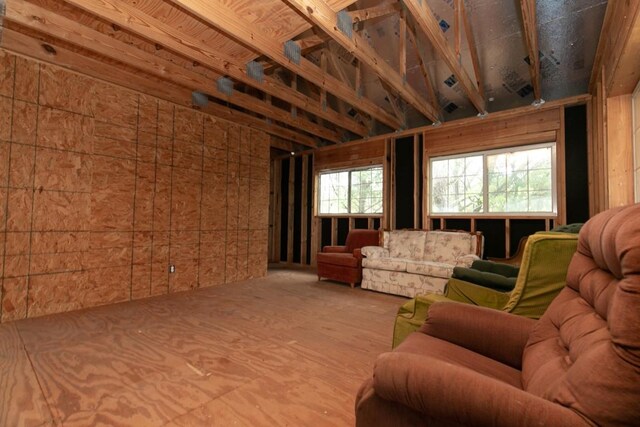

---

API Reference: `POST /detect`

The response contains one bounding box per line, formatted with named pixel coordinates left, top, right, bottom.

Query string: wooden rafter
left=460, top=0, right=485, bottom=100
left=406, top=23, right=440, bottom=120
left=285, top=0, right=440, bottom=123
left=169, top=0, right=402, bottom=130
left=60, top=0, right=367, bottom=138
left=399, top=11, right=407, bottom=83
left=454, top=0, right=462, bottom=60
left=520, top=0, right=542, bottom=101
left=379, top=80, right=406, bottom=126
left=5, top=1, right=331, bottom=146
left=0, top=27, right=313, bottom=149
left=404, top=0, right=486, bottom=113
left=348, top=3, right=400, bottom=23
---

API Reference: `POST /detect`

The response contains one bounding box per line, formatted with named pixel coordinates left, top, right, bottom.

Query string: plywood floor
left=0, top=268, right=407, bottom=426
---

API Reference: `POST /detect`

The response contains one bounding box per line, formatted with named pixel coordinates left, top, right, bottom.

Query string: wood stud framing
left=285, top=0, right=440, bottom=123
left=171, top=0, right=401, bottom=130
left=56, top=0, right=367, bottom=140
left=403, top=0, right=486, bottom=114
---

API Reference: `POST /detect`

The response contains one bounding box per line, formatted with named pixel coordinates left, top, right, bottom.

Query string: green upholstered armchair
left=392, top=232, right=579, bottom=348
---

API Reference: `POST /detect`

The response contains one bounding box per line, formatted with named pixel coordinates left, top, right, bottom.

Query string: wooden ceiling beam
left=285, top=0, right=440, bottom=123
left=348, top=3, right=400, bottom=23
left=60, top=0, right=367, bottom=137
left=406, top=24, right=440, bottom=120
left=519, top=0, right=542, bottom=101
left=404, top=0, right=486, bottom=113
left=0, top=27, right=317, bottom=149
left=460, top=0, right=485, bottom=101
left=4, top=1, right=330, bottom=145
left=170, top=0, right=401, bottom=130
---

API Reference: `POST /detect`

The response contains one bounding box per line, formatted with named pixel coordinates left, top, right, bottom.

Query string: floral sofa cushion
left=362, top=258, right=408, bottom=272
left=406, top=260, right=455, bottom=279
left=424, top=231, right=478, bottom=264
left=387, top=230, right=427, bottom=260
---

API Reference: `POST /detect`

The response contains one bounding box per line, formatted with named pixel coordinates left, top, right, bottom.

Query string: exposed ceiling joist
left=284, top=0, right=440, bottom=123
left=460, top=0, right=484, bottom=101
left=406, top=23, right=440, bottom=120
left=403, top=0, right=486, bottom=114
left=0, top=27, right=317, bottom=149
left=5, top=1, right=329, bottom=146
left=61, top=0, right=367, bottom=138
left=170, top=0, right=402, bottom=130
left=519, top=0, right=542, bottom=101
left=348, top=3, right=399, bottom=23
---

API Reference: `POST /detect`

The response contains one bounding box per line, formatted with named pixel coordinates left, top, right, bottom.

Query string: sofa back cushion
left=423, top=231, right=478, bottom=264
left=345, top=229, right=380, bottom=253
left=521, top=204, right=640, bottom=426
left=387, top=230, right=427, bottom=260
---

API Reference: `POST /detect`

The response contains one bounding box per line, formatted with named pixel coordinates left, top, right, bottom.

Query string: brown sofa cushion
left=522, top=204, right=640, bottom=426
left=316, top=252, right=359, bottom=268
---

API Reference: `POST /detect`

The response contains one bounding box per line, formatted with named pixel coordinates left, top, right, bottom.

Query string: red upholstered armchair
left=356, top=203, right=640, bottom=426
left=317, top=229, right=380, bottom=288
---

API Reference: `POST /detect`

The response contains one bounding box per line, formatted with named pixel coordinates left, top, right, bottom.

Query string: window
left=430, top=143, right=555, bottom=215
left=318, top=166, right=383, bottom=214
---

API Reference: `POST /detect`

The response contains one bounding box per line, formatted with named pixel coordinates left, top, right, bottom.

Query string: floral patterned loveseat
left=360, top=230, right=483, bottom=298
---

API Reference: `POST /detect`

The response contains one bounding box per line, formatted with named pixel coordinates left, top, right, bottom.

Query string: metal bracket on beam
left=284, top=40, right=301, bottom=64
left=532, top=98, right=546, bottom=108
left=477, top=111, right=489, bottom=119
left=191, top=91, right=209, bottom=108
left=337, top=10, right=353, bottom=39
left=246, top=61, right=264, bottom=83
left=431, top=120, right=442, bottom=127
left=216, top=77, right=233, bottom=96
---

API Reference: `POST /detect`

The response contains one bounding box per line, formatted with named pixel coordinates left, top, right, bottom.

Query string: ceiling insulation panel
left=359, top=0, right=606, bottom=125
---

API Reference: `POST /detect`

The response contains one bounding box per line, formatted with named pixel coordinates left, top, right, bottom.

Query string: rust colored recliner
left=317, top=229, right=380, bottom=288
left=356, top=203, right=640, bottom=426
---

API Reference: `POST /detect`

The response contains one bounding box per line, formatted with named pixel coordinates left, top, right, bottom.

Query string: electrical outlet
left=169, top=265, right=176, bottom=273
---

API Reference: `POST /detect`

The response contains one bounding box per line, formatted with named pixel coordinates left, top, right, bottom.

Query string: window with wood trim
left=318, top=166, right=383, bottom=215
left=430, top=143, right=556, bottom=215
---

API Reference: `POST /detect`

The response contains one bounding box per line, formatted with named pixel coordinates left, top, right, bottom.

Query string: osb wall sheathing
left=0, top=50, right=270, bottom=323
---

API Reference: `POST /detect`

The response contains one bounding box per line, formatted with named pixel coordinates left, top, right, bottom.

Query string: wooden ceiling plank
left=60, top=0, right=367, bottom=137
left=0, top=27, right=317, bottom=148
left=285, top=0, right=440, bottom=123
left=169, top=0, right=401, bottom=130
left=404, top=0, right=486, bottom=113
left=4, top=1, right=330, bottom=145
left=406, top=23, right=440, bottom=121
left=348, top=3, right=399, bottom=23
left=460, top=0, right=485, bottom=100
left=519, top=0, right=542, bottom=101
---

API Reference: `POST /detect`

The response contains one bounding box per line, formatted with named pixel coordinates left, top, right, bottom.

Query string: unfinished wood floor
left=0, top=268, right=406, bottom=426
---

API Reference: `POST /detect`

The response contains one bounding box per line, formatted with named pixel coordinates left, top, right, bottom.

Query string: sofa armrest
left=455, top=254, right=480, bottom=268
left=322, top=245, right=347, bottom=253
left=353, top=248, right=363, bottom=260
left=372, top=352, right=587, bottom=427
left=419, top=302, right=536, bottom=369
left=361, top=246, right=389, bottom=259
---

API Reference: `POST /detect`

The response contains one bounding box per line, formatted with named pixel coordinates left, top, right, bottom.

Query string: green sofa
left=392, top=232, right=579, bottom=348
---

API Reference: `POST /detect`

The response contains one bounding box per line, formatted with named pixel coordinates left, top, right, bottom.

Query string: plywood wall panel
left=14, top=57, right=39, bottom=104
left=1, top=277, right=28, bottom=322
left=39, top=65, right=93, bottom=116
left=0, top=97, right=12, bottom=141
left=11, top=101, right=37, bottom=145
left=0, top=51, right=15, bottom=97
left=9, top=144, right=36, bottom=189
left=0, top=50, right=270, bottom=323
